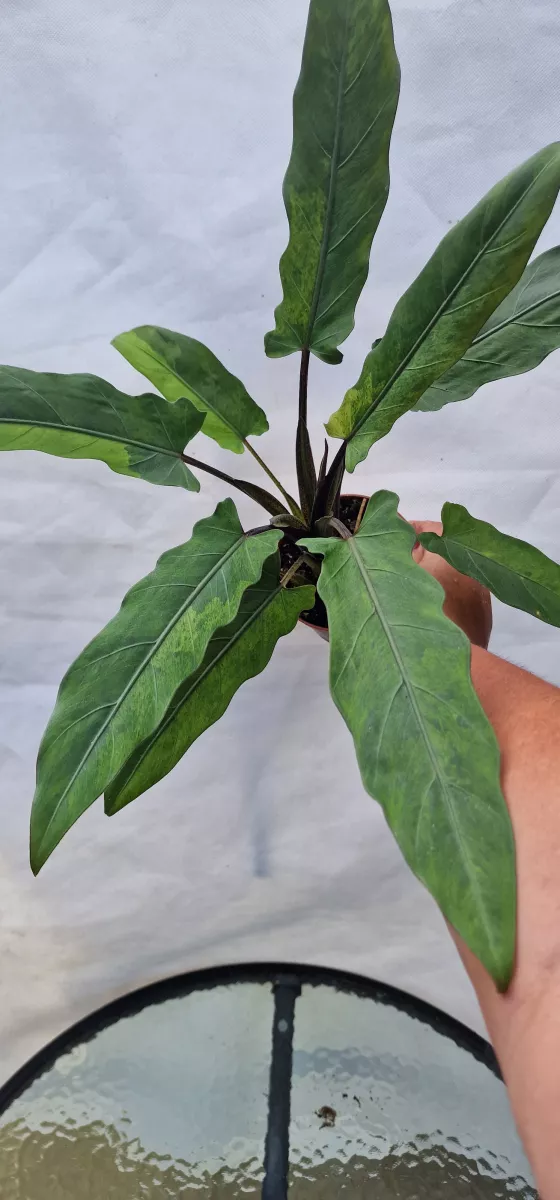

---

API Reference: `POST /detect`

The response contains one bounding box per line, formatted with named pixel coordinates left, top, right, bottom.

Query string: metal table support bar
left=262, top=974, right=301, bottom=1200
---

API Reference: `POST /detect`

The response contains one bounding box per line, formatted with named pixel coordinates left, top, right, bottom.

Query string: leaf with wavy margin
left=113, top=326, right=268, bottom=454
left=301, top=491, right=515, bottom=988
left=415, top=247, right=560, bottom=411
left=420, top=503, right=560, bottom=627
left=105, top=557, right=314, bottom=812
left=0, top=366, right=204, bottom=489
left=30, top=501, right=280, bottom=872
left=327, top=144, right=560, bottom=466
left=265, top=0, right=400, bottom=363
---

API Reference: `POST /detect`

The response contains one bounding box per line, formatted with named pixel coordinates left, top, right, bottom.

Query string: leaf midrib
left=35, top=532, right=248, bottom=856
left=126, top=340, right=242, bottom=443
left=468, top=284, right=560, bottom=346
left=348, top=154, right=556, bottom=441
left=442, top=535, right=560, bottom=602
left=109, top=579, right=290, bottom=803
left=347, top=534, right=497, bottom=955
left=304, top=0, right=350, bottom=348
left=0, top=415, right=184, bottom=460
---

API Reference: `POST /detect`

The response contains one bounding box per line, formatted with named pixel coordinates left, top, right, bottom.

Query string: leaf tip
left=29, top=833, right=47, bottom=876
left=104, top=790, right=118, bottom=817
left=486, top=932, right=515, bottom=992
left=313, top=347, right=344, bottom=366
left=495, top=965, right=514, bottom=994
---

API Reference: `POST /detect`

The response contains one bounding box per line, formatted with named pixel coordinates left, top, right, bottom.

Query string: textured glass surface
left=290, top=985, right=536, bottom=1197
left=0, top=982, right=273, bottom=1198
left=0, top=976, right=536, bottom=1197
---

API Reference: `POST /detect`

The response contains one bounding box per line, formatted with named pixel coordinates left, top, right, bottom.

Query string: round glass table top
left=0, top=964, right=535, bottom=1198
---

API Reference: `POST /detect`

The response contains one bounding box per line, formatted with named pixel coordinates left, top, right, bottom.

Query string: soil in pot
left=280, top=495, right=367, bottom=631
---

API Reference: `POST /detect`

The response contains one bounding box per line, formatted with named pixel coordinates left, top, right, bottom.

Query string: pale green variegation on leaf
left=420, top=504, right=560, bottom=628
left=415, top=247, right=560, bottom=411
left=113, top=325, right=268, bottom=453
left=327, top=143, right=560, bottom=467
left=30, top=501, right=281, bottom=872
left=0, top=366, right=204, bottom=490
left=301, top=492, right=516, bottom=988
left=105, top=557, right=314, bottom=813
left=265, top=0, right=400, bottom=364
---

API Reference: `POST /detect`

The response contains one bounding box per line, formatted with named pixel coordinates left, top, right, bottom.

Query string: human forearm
left=455, top=646, right=560, bottom=1198
left=410, top=520, right=560, bottom=1191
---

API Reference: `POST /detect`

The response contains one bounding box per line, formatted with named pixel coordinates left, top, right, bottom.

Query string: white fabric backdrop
left=1, top=0, right=560, bottom=1083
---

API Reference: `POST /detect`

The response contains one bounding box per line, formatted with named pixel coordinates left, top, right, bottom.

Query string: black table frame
left=0, top=962, right=500, bottom=1199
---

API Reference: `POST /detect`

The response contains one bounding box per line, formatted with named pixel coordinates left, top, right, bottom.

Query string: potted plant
left=2, top=0, right=560, bottom=992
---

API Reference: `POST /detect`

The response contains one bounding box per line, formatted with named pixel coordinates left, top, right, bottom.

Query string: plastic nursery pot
left=299, top=494, right=370, bottom=641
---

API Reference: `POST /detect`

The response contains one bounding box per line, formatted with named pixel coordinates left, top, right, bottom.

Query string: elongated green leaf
left=420, top=503, right=560, bottom=627
left=301, top=491, right=515, bottom=988
left=30, top=501, right=281, bottom=873
left=415, top=247, right=560, bottom=411
left=0, top=366, right=204, bottom=490
left=113, top=326, right=269, bottom=454
left=105, top=559, right=314, bottom=813
left=264, top=0, right=400, bottom=364
left=327, top=143, right=560, bottom=467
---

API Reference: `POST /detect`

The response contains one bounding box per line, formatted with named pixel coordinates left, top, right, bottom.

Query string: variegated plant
left=4, top=0, right=560, bottom=990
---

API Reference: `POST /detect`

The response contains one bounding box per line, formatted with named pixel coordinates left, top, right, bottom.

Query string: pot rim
left=298, top=493, right=370, bottom=635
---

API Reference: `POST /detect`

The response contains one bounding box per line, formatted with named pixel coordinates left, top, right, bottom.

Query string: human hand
left=409, top=519, right=493, bottom=650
